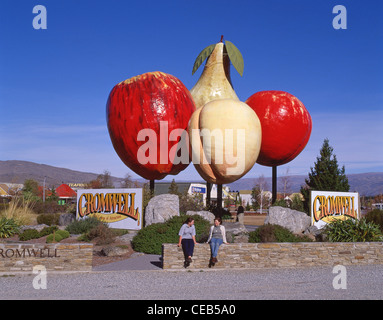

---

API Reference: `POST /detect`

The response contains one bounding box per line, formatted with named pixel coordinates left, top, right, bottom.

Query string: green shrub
left=272, top=200, right=288, bottom=208
left=18, top=229, right=40, bottom=241
left=46, top=233, right=63, bottom=243
left=323, top=218, right=383, bottom=242
left=36, top=213, right=60, bottom=226
left=19, top=226, right=69, bottom=242
left=0, top=217, right=20, bottom=238
left=222, top=214, right=232, bottom=220
left=56, top=229, right=70, bottom=239
left=39, top=226, right=59, bottom=237
left=364, top=209, right=383, bottom=232
left=45, top=229, right=70, bottom=243
left=132, top=215, right=211, bottom=255
left=83, top=224, right=115, bottom=245
left=248, top=224, right=312, bottom=243
left=65, top=216, right=103, bottom=234
left=290, top=194, right=304, bottom=212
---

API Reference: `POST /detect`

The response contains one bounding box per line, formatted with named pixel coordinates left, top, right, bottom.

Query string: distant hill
left=227, top=172, right=383, bottom=197
left=0, top=160, right=126, bottom=188
left=1, top=160, right=382, bottom=196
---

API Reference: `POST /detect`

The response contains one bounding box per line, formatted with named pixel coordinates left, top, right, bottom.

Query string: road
left=1, top=264, right=382, bottom=301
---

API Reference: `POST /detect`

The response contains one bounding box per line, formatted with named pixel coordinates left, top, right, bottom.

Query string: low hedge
left=132, top=215, right=211, bottom=255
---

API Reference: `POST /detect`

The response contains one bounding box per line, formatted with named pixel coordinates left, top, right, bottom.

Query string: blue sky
left=0, top=0, right=382, bottom=183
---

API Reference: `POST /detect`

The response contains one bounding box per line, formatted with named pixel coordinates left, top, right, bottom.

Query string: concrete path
left=93, top=254, right=162, bottom=271
left=2, top=264, right=383, bottom=300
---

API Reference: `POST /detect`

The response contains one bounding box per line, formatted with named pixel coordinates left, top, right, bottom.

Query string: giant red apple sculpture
left=106, top=71, right=196, bottom=180
left=245, top=90, right=312, bottom=166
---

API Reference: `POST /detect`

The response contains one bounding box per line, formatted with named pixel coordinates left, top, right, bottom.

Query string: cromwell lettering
left=80, top=192, right=140, bottom=219
left=5, top=249, right=15, bottom=258
left=78, top=194, right=85, bottom=217
left=28, top=248, right=40, bottom=257
left=92, top=193, right=100, bottom=212
left=85, top=194, right=94, bottom=214
left=98, top=193, right=108, bottom=212
left=313, top=194, right=358, bottom=222
left=319, top=196, right=327, bottom=217
left=109, top=193, right=119, bottom=213
left=15, top=249, right=26, bottom=258
left=121, top=193, right=129, bottom=214
left=0, top=247, right=60, bottom=258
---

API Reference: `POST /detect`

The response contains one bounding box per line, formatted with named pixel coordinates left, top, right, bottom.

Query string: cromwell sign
left=76, top=188, right=143, bottom=230
left=311, top=191, right=360, bottom=225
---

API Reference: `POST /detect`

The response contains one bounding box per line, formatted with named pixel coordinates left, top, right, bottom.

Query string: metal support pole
left=272, top=166, right=277, bottom=204
left=217, top=184, right=223, bottom=216
left=150, top=180, right=155, bottom=196
left=206, top=182, right=211, bottom=208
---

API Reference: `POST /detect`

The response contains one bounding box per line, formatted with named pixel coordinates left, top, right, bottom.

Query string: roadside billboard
left=76, top=188, right=143, bottom=230
left=311, top=190, right=360, bottom=226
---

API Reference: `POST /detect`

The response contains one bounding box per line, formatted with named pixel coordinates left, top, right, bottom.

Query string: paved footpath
left=93, top=254, right=163, bottom=271
left=0, top=255, right=383, bottom=300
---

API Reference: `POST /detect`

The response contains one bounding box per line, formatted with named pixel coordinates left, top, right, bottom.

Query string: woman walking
left=207, top=217, right=228, bottom=267
left=178, top=217, right=197, bottom=267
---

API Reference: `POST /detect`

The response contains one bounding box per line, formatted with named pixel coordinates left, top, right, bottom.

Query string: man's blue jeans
left=210, top=238, right=223, bottom=258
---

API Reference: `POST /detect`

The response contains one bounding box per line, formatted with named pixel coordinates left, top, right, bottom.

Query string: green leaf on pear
left=225, top=40, right=244, bottom=76
left=192, top=43, right=216, bottom=75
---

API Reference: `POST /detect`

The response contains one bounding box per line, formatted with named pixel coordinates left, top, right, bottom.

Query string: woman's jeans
left=210, top=238, right=223, bottom=258
left=181, top=239, right=194, bottom=259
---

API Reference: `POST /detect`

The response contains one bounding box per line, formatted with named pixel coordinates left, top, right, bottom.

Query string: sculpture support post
left=217, top=184, right=223, bottom=216
left=272, top=166, right=277, bottom=204
left=206, top=182, right=211, bottom=208
left=150, top=179, right=155, bottom=197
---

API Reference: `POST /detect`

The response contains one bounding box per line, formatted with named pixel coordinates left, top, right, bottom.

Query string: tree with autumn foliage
left=301, top=138, right=350, bottom=213
left=86, top=170, right=114, bottom=189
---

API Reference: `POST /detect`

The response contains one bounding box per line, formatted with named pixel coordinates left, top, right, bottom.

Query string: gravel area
left=1, top=264, right=383, bottom=300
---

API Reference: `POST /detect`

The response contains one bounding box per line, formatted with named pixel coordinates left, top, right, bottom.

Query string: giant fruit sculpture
left=188, top=38, right=262, bottom=184
left=106, top=71, right=195, bottom=180
left=245, top=90, right=312, bottom=167
left=190, top=37, right=242, bottom=109
left=189, top=98, right=262, bottom=184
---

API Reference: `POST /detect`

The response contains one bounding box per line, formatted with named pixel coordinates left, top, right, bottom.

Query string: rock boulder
left=265, top=206, right=311, bottom=234
left=145, top=194, right=179, bottom=226
left=222, top=222, right=249, bottom=243
left=186, top=210, right=215, bottom=224
left=59, top=213, right=75, bottom=226
left=101, top=246, right=130, bottom=257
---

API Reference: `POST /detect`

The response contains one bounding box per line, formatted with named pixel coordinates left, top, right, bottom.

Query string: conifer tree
left=168, top=179, right=180, bottom=195
left=301, top=138, right=350, bottom=213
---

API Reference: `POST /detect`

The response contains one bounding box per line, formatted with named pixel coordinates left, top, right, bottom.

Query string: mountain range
left=0, top=160, right=382, bottom=196
left=227, top=172, right=383, bottom=197
left=0, top=160, right=124, bottom=188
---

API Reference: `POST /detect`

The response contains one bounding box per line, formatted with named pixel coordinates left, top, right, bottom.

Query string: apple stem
left=220, top=35, right=224, bottom=43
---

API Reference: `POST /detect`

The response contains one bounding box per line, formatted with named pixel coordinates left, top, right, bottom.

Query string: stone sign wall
left=0, top=243, right=93, bottom=274
left=162, top=242, right=383, bottom=269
